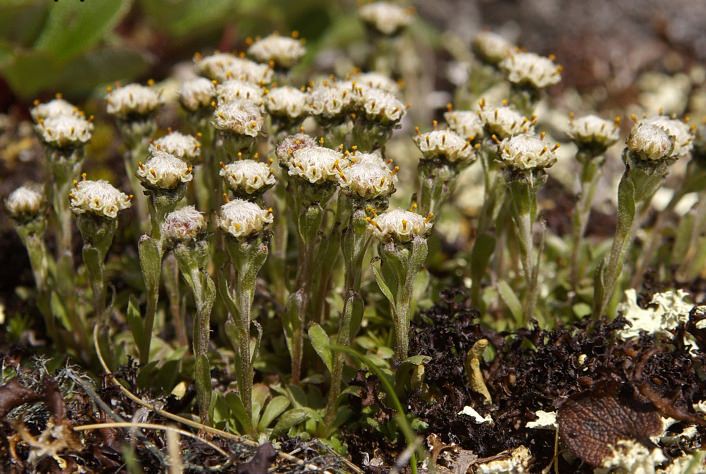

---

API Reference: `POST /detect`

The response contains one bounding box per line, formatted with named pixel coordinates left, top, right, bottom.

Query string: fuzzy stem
left=570, top=154, right=603, bottom=290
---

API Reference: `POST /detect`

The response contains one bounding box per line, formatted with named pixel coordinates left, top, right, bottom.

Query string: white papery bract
left=478, top=105, right=533, bottom=139
left=6, top=185, right=44, bottom=220
left=339, top=154, right=397, bottom=200
left=179, top=78, right=216, bottom=112
left=31, top=99, right=80, bottom=122
left=371, top=209, right=431, bottom=242
left=212, top=100, right=264, bottom=137
left=248, top=33, right=306, bottom=69
left=150, top=132, right=201, bottom=164
left=137, top=151, right=193, bottom=190
left=275, top=134, right=318, bottom=165
left=265, top=86, right=308, bottom=118
left=498, top=133, right=558, bottom=170
left=354, top=72, right=400, bottom=94
left=359, top=2, right=413, bottom=36
left=568, top=114, right=620, bottom=150
left=106, top=83, right=162, bottom=119
left=216, top=80, right=265, bottom=106
left=360, top=88, right=406, bottom=124
left=414, top=129, right=475, bottom=163
left=472, top=32, right=514, bottom=65
left=287, top=146, right=346, bottom=184
left=306, top=81, right=356, bottom=119
left=195, top=52, right=274, bottom=83
left=36, top=114, right=93, bottom=148
left=500, top=52, right=561, bottom=89
left=641, top=116, right=694, bottom=158
left=162, top=206, right=206, bottom=242
left=626, top=122, right=676, bottom=162
left=445, top=111, right=484, bottom=139
left=219, top=199, right=273, bottom=238
left=220, top=159, right=276, bottom=195
left=69, top=180, right=131, bottom=219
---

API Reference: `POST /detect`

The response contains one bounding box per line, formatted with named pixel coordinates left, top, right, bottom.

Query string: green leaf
left=251, top=384, right=270, bottom=424
left=125, top=295, right=146, bottom=357
left=225, top=392, right=252, bottom=435
left=272, top=408, right=310, bottom=436
left=258, top=396, right=291, bottom=431
left=35, top=0, right=133, bottom=61
left=138, top=236, right=162, bottom=294
left=194, top=354, right=211, bottom=413
left=470, top=233, right=496, bottom=284
left=140, top=0, right=235, bottom=37
left=572, top=303, right=592, bottom=318
left=497, top=280, right=522, bottom=324
left=0, top=1, right=48, bottom=47
left=308, top=323, right=333, bottom=374
left=372, top=262, right=395, bottom=306
left=1, top=45, right=151, bottom=98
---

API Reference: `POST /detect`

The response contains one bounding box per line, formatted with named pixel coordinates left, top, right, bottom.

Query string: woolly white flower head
left=414, top=129, right=476, bottom=163
left=69, top=180, right=131, bottom=219
left=248, top=34, right=306, bottom=69
left=179, top=78, right=216, bottom=112
left=626, top=122, right=675, bottom=162
left=568, top=114, right=620, bottom=149
left=349, top=150, right=388, bottom=167
left=137, top=151, right=193, bottom=190
left=498, top=133, right=558, bottom=170
left=275, top=134, right=318, bottom=164
left=472, top=32, right=514, bottom=65
left=194, top=52, right=238, bottom=80
left=212, top=100, right=264, bottom=137
left=219, top=199, right=273, bottom=238
left=162, top=206, right=206, bottom=242
left=478, top=104, right=533, bottom=139
left=220, top=159, right=276, bottom=195
left=354, top=72, right=399, bottom=94
left=36, top=114, right=93, bottom=148
left=338, top=153, right=397, bottom=200
left=6, top=184, right=44, bottom=220
left=500, top=52, right=561, bottom=89
left=287, top=146, right=346, bottom=184
left=106, top=83, right=162, bottom=119
left=216, top=80, right=265, bottom=106
left=359, top=2, right=413, bottom=36
left=306, top=81, right=356, bottom=119
left=195, top=53, right=273, bottom=83
left=360, top=88, right=406, bottom=124
left=444, top=111, right=484, bottom=139
left=31, top=98, right=80, bottom=122
left=370, top=209, right=431, bottom=242
left=149, top=132, right=201, bottom=164
left=642, top=116, right=694, bottom=158
left=265, top=86, right=307, bottom=119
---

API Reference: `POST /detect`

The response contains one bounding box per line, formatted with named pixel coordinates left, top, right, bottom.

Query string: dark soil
left=339, top=289, right=706, bottom=473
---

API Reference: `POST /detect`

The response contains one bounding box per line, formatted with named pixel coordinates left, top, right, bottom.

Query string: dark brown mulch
left=397, top=289, right=706, bottom=473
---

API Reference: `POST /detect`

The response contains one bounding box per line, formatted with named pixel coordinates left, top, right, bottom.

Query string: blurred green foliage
left=0, top=0, right=349, bottom=100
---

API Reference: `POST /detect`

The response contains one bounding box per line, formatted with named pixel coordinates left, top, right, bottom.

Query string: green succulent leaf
left=272, top=408, right=310, bottom=436
left=258, top=396, right=291, bottom=431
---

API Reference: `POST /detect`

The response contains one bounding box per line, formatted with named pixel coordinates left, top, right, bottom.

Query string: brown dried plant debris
left=401, top=289, right=706, bottom=472
left=557, top=381, right=662, bottom=466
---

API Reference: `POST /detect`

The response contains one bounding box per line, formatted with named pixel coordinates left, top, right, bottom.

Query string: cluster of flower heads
left=30, top=96, right=94, bottom=150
